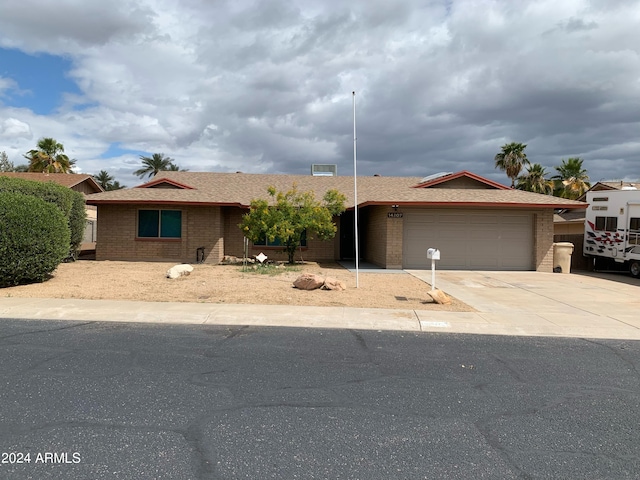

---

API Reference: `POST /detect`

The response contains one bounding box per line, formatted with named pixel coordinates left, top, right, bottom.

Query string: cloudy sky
left=0, top=0, right=639, bottom=187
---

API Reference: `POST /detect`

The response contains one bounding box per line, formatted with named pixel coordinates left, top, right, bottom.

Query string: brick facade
left=96, top=204, right=223, bottom=264
left=97, top=204, right=339, bottom=264
left=95, top=204, right=555, bottom=271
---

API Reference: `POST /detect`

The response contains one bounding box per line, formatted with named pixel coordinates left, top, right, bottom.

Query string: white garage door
left=403, top=209, right=534, bottom=270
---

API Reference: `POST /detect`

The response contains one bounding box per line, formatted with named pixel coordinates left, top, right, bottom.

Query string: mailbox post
left=426, top=248, right=440, bottom=290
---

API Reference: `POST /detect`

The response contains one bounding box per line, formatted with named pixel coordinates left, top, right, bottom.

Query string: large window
left=138, top=210, right=182, bottom=238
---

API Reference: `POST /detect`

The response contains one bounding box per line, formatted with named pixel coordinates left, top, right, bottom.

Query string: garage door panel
left=403, top=209, right=533, bottom=270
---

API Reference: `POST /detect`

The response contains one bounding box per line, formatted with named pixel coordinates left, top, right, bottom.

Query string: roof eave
left=357, top=201, right=588, bottom=209
left=86, top=199, right=246, bottom=207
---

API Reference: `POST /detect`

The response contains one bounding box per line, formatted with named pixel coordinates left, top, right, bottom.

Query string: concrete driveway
left=407, top=269, right=640, bottom=339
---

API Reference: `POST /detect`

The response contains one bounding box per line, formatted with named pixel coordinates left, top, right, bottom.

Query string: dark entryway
left=340, top=209, right=366, bottom=260
left=340, top=210, right=355, bottom=260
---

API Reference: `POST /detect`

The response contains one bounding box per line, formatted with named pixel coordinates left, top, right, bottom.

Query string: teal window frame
left=138, top=209, right=182, bottom=238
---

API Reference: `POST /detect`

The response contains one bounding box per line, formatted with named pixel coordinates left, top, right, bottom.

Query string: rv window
left=630, top=218, right=640, bottom=231
left=595, top=216, right=618, bottom=232
left=595, top=217, right=605, bottom=230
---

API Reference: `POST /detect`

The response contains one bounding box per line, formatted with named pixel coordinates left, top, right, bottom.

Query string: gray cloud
left=0, top=0, right=639, bottom=188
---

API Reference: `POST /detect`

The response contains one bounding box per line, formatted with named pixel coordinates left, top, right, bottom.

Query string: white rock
left=167, top=264, right=194, bottom=279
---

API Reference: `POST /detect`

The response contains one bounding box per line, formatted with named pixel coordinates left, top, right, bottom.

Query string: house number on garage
left=387, top=212, right=403, bottom=218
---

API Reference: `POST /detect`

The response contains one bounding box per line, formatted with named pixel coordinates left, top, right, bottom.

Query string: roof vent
left=419, top=172, right=452, bottom=183
left=311, top=164, right=337, bottom=176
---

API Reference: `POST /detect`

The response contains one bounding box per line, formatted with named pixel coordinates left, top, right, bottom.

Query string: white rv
left=584, top=189, right=640, bottom=277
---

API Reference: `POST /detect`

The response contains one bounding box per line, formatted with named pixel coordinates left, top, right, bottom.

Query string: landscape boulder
left=293, top=273, right=325, bottom=290
left=166, top=264, right=194, bottom=279
left=322, top=277, right=346, bottom=291
left=427, top=288, right=451, bottom=305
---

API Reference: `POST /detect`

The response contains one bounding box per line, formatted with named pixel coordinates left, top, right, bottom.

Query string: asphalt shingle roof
left=0, top=172, right=103, bottom=192
left=86, top=171, right=588, bottom=210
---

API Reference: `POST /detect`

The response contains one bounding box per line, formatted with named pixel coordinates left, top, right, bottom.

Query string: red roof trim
left=412, top=170, right=510, bottom=190
left=86, top=199, right=245, bottom=207
left=86, top=198, right=587, bottom=210
left=135, top=178, right=196, bottom=190
left=357, top=201, right=588, bottom=210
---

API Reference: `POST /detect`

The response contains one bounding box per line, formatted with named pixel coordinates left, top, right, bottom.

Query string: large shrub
left=68, top=190, right=86, bottom=258
left=0, top=192, right=70, bottom=287
left=0, top=176, right=86, bottom=259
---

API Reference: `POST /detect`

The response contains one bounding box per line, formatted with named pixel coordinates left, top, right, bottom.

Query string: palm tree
left=494, top=142, right=530, bottom=188
left=94, top=170, right=115, bottom=190
left=109, top=180, right=126, bottom=190
left=167, top=163, right=188, bottom=171
left=24, top=137, right=74, bottom=173
left=552, top=157, right=591, bottom=199
left=516, top=163, right=553, bottom=195
left=133, top=153, right=175, bottom=179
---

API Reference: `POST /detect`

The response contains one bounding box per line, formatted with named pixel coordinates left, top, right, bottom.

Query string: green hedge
left=0, top=176, right=86, bottom=259
left=0, top=192, right=70, bottom=287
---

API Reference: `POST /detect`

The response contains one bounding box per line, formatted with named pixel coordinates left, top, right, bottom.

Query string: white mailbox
left=427, top=248, right=440, bottom=260
left=427, top=248, right=440, bottom=291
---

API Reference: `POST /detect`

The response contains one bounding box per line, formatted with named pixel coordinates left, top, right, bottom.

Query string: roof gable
left=412, top=171, right=510, bottom=190
left=136, top=177, right=195, bottom=190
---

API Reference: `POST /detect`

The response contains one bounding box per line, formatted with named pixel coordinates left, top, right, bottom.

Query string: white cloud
left=0, top=0, right=639, bottom=185
left=0, top=117, right=31, bottom=139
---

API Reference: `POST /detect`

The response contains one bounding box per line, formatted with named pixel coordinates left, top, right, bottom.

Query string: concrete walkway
left=0, top=271, right=638, bottom=339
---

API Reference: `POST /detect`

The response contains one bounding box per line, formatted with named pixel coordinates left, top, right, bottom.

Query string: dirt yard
left=1, top=260, right=474, bottom=311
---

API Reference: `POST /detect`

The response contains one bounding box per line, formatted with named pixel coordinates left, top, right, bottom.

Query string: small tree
left=0, top=151, right=14, bottom=172
left=240, top=185, right=346, bottom=264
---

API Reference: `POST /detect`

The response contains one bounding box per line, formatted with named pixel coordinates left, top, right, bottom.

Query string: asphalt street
left=1, top=319, right=640, bottom=479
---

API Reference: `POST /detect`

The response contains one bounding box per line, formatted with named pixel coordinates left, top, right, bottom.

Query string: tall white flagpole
left=353, top=91, right=359, bottom=288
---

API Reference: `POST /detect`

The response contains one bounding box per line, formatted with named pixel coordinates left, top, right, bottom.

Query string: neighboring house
left=85, top=170, right=587, bottom=272
left=0, top=172, right=104, bottom=249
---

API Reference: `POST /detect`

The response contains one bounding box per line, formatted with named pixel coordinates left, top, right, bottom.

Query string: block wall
left=534, top=209, right=554, bottom=272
